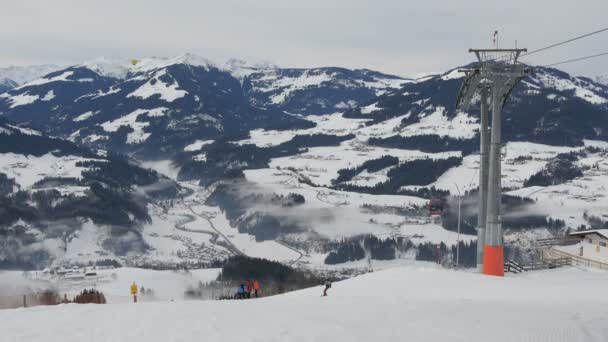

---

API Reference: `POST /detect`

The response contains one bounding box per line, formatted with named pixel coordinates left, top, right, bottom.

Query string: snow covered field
left=430, top=141, right=583, bottom=194
left=506, top=144, right=608, bottom=228
left=243, top=168, right=471, bottom=248
left=269, top=139, right=460, bottom=187
left=0, top=267, right=220, bottom=304
left=0, top=152, right=103, bottom=189
left=1, top=265, right=607, bottom=341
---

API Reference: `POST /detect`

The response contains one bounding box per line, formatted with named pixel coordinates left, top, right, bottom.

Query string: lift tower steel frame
left=456, top=69, right=490, bottom=272
left=457, top=48, right=529, bottom=275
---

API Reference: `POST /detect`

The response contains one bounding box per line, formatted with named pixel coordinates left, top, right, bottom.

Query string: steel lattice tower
left=456, top=48, right=529, bottom=276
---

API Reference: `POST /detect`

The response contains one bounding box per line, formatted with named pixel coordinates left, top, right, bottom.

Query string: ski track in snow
left=1, top=266, right=607, bottom=342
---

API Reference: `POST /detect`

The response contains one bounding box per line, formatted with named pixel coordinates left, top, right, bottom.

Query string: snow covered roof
left=569, top=229, right=608, bottom=240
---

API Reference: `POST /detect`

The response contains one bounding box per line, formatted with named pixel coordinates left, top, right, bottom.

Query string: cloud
left=1, top=0, right=607, bottom=77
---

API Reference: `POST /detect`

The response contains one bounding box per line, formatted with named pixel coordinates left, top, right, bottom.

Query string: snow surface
left=506, top=148, right=608, bottom=229
left=361, top=77, right=410, bottom=94
left=0, top=267, right=221, bottom=304
left=440, top=68, right=465, bottom=80
left=6, top=92, right=39, bottom=108
left=81, top=57, right=131, bottom=79
left=89, top=86, right=121, bottom=99
left=16, top=70, right=74, bottom=90
left=40, top=90, right=55, bottom=101
left=132, top=53, right=214, bottom=74
left=235, top=112, right=369, bottom=148
left=140, top=160, right=180, bottom=180
left=258, top=70, right=337, bottom=104
left=360, top=102, right=381, bottom=114
left=177, top=183, right=301, bottom=262
left=346, top=106, right=478, bottom=140
left=534, top=71, right=607, bottom=105
left=253, top=68, right=407, bottom=105
left=100, top=108, right=167, bottom=144
left=398, top=107, right=477, bottom=139
left=429, top=141, right=582, bottom=194
left=121, top=180, right=303, bottom=266
left=243, top=168, right=467, bottom=245
left=0, top=64, right=62, bottom=85
left=62, top=221, right=112, bottom=261
left=344, top=166, right=391, bottom=187
left=269, top=139, right=460, bottom=186
left=1, top=266, right=607, bottom=341
left=0, top=153, right=103, bottom=189
left=73, top=110, right=98, bottom=122
left=584, top=139, right=608, bottom=149
left=127, top=69, right=187, bottom=102
left=184, top=140, right=214, bottom=152
left=5, top=124, right=42, bottom=136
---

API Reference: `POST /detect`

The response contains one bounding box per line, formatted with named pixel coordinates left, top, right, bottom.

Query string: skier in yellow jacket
left=131, top=282, right=139, bottom=303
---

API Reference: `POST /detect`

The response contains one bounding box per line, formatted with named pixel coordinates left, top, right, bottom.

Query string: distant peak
left=78, top=54, right=217, bottom=79
left=131, top=53, right=215, bottom=74
left=0, top=64, right=64, bottom=85
left=80, top=57, right=132, bottom=79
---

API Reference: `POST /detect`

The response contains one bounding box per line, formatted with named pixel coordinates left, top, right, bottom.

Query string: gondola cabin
left=428, top=198, right=444, bottom=217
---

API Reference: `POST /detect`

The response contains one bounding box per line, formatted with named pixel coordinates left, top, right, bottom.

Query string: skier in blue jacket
left=237, top=284, right=246, bottom=299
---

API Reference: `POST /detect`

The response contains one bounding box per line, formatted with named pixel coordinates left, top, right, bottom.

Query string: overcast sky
left=2, top=0, right=607, bottom=77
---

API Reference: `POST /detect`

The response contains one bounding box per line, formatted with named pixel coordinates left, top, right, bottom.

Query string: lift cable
left=543, top=51, right=608, bottom=67
left=491, top=26, right=608, bottom=63
left=519, top=26, right=608, bottom=59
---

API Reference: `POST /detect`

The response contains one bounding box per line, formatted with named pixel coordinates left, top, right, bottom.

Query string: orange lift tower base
left=483, top=245, right=504, bottom=276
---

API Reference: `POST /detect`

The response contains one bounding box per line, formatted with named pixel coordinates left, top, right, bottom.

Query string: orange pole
left=482, top=245, right=504, bottom=276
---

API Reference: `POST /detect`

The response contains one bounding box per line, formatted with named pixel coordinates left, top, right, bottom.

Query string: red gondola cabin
left=428, top=198, right=444, bottom=216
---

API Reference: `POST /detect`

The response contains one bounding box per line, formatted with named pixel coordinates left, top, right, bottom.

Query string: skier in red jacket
left=246, top=279, right=253, bottom=298
left=253, top=279, right=260, bottom=298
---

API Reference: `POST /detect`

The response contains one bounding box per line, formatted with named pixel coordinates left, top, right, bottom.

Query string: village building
left=566, top=229, right=608, bottom=261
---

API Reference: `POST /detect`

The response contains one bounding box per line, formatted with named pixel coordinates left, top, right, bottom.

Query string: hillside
left=1, top=265, right=607, bottom=341
left=0, top=55, right=407, bottom=158
left=0, top=118, right=186, bottom=268
left=1, top=56, right=608, bottom=270
left=175, top=66, right=608, bottom=252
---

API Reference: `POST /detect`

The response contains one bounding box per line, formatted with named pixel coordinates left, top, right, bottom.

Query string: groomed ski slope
left=2, top=265, right=607, bottom=342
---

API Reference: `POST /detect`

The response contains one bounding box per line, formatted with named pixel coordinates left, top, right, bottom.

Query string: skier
left=253, top=279, right=260, bottom=298
left=323, top=280, right=332, bottom=296
left=130, top=282, right=139, bottom=303
left=237, top=284, right=246, bottom=299
left=246, top=279, right=253, bottom=299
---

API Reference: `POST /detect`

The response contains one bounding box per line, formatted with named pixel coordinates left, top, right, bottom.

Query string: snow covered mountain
left=0, top=64, right=63, bottom=85
left=177, top=65, right=608, bottom=189
left=242, top=67, right=410, bottom=115
left=2, top=55, right=608, bottom=270
left=0, top=54, right=410, bottom=158
left=0, top=55, right=317, bottom=158
left=0, top=78, right=18, bottom=94
left=0, top=64, right=62, bottom=91
left=346, top=66, right=608, bottom=145
left=173, top=64, right=608, bottom=266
